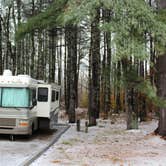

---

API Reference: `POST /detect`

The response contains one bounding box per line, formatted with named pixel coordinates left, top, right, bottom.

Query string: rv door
left=37, top=86, right=50, bottom=118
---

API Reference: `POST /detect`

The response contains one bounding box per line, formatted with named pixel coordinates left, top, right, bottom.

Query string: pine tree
left=66, top=25, right=77, bottom=123
left=156, top=0, right=166, bottom=136
left=88, top=7, right=100, bottom=126
left=15, top=0, right=166, bottom=128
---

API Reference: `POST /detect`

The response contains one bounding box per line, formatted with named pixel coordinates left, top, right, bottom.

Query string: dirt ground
left=0, top=128, right=57, bottom=166
left=32, top=113, right=166, bottom=166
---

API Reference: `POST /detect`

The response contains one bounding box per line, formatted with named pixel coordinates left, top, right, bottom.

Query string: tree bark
left=0, top=15, right=2, bottom=74
left=58, top=30, right=62, bottom=85
left=139, top=60, right=147, bottom=122
left=115, top=61, right=121, bottom=114
left=156, top=0, right=166, bottom=136
left=66, top=25, right=77, bottom=123
left=105, top=28, right=111, bottom=116
left=101, top=9, right=111, bottom=119
left=126, top=88, right=138, bottom=129
left=16, top=0, right=22, bottom=74
left=37, top=31, right=45, bottom=80
left=156, top=55, right=166, bottom=135
left=122, top=58, right=138, bottom=129
left=88, top=8, right=100, bottom=126
left=5, top=6, right=12, bottom=70
left=30, top=0, right=35, bottom=78
left=64, top=28, right=68, bottom=112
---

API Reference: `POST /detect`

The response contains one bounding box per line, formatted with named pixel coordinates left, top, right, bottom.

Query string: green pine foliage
left=16, top=0, right=68, bottom=40
left=16, top=0, right=166, bottom=108
left=155, top=8, right=166, bottom=54
left=17, top=0, right=166, bottom=50
left=137, top=80, right=166, bottom=108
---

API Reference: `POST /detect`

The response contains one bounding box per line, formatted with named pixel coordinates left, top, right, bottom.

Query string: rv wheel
left=30, top=123, right=35, bottom=135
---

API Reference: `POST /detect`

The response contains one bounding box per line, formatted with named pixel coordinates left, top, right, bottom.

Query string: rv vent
left=37, top=80, right=45, bottom=84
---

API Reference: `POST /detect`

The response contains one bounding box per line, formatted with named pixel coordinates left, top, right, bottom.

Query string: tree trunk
left=48, top=30, right=53, bottom=83
left=30, top=0, right=35, bottom=78
left=30, top=32, right=35, bottom=77
left=66, top=25, right=77, bottom=123
left=139, top=60, right=147, bottom=122
left=51, top=28, right=56, bottom=83
left=156, top=0, right=166, bottom=136
left=58, top=30, right=62, bottom=85
left=126, top=87, right=138, bottom=129
left=88, top=8, right=100, bottom=126
left=64, top=29, right=68, bottom=112
left=105, top=30, right=111, bottom=117
left=47, top=28, right=56, bottom=83
left=5, top=6, right=12, bottom=70
left=115, top=61, right=121, bottom=114
left=16, top=0, right=21, bottom=74
left=122, top=58, right=138, bottom=129
left=101, top=9, right=111, bottom=118
left=25, top=35, right=30, bottom=74
left=65, top=27, right=70, bottom=113
left=101, top=31, right=106, bottom=115
left=156, top=55, right=166, bottom=135
left=37, top=31, right=44, bottom=80
left=0, top=15, right=2, bottom=74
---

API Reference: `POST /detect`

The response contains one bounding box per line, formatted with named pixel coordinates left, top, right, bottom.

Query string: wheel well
left=38, top=117, right=50, bottom=129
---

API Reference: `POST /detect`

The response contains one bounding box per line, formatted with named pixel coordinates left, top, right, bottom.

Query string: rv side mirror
left=33, top=99, right=37, bottom=106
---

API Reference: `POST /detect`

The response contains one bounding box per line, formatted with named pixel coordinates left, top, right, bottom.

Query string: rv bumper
left=0, top=127, right=32, bottom=135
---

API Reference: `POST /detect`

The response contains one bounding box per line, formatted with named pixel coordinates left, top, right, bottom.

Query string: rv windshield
left=0, top=88, right=30, bottom=108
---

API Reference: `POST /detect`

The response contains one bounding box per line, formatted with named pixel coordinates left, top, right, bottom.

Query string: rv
left=0, top=70, right=60, bottom=138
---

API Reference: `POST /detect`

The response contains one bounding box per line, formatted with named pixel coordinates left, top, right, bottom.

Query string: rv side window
left=38, top=88, right=48, bottom=102
left=51, top=90, right=55, bottom=102
left=56, top=91, right=59, bottom=101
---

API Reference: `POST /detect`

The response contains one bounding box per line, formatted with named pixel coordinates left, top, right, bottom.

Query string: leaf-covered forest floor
left=32, top=110, right=166, bottom=166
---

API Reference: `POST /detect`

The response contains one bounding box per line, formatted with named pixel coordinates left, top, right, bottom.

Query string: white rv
left=0, top=70, right=60, bottom=137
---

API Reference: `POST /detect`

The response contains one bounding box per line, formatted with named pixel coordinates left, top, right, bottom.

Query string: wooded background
left=0, top=0, right=166, bottom=135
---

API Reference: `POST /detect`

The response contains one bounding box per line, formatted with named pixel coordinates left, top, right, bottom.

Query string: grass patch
left=61, top=141, right=73, bottom=146
left=61, top=138, right=81, bottom=146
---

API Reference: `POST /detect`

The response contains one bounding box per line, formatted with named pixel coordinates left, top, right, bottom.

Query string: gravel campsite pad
left=31, top=117, right=166, bottom=166
left=0, top=129, right=57, bottom=166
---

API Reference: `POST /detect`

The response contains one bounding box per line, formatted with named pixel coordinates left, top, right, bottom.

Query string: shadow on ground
left=0, top=128, right=57, bottom=142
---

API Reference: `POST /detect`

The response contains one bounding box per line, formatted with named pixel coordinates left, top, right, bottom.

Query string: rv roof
left=0, top=75, right=38, bottom=86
